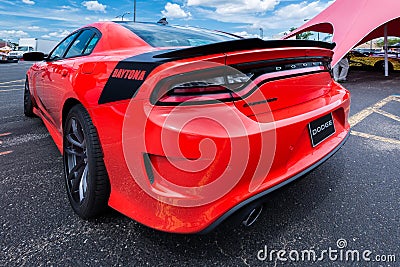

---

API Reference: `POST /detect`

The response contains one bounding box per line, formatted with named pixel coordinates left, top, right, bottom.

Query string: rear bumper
left=7, top=55, right=20, bottom=60
left=97, top=81, right=351, bottom=233
left=199, top=131, right=350, bottom=234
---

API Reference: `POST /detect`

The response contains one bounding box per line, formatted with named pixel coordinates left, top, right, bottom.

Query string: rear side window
left=65, top=30, right=97, bottom=58
left=83, top=34, right=100, bottom=55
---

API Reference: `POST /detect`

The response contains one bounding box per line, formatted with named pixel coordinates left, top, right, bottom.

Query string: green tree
left=376, top=38, right=400, bottom=47
left=289, top=27, right=313, bottom=40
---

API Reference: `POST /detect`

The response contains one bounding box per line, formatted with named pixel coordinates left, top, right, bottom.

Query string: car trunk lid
left=226, top=47, right=334, bottom=118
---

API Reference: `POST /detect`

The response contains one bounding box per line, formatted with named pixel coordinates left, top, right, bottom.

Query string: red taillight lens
left=159, top=84, right=232, bottom=103
left=152, top=68, right=253, bottom=105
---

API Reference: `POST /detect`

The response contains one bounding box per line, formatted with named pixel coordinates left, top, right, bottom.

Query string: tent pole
left=384, top=24, right=388, bottom=77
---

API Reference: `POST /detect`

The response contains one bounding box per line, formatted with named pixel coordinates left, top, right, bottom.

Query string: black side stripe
left=98, top=51, right=174, bottom=105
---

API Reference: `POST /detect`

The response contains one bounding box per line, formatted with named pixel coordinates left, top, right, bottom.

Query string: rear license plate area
left=308, top=113, right=335, bottom=147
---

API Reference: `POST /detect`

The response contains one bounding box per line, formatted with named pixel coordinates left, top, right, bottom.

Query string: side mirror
left=23, top=52, right=45, bottom=61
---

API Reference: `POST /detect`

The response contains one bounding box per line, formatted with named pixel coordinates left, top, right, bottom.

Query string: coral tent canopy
left=283, top=0, right=400, bottom=66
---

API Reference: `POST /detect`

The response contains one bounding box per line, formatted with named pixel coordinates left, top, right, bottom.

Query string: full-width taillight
left=151, top=68, right=253, bottom=105
left=151, top=58, right=331, bottom=105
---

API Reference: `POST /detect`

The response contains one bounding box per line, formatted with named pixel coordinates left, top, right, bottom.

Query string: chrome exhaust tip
left=242, top=205, right=263, bottom=227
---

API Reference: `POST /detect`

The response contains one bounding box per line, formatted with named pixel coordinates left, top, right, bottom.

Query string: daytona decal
left=98, top=51, right=174, bottom=104
left=111, top=69, right=146, bottom=80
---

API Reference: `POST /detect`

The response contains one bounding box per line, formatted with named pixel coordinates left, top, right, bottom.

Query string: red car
left=23, top=22, right=350, bottom=233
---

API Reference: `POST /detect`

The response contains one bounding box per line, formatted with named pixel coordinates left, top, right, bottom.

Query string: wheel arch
left=61, top=98, right=105, bottom=157
left=62, top=98, right=82, bottom=128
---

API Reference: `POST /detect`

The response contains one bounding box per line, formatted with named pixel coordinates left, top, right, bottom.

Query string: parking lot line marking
left=351, top=131, right=400, bottom=145
left=0, top=79, right=24, bottom=85
left=0, top=89, right=23, bottom=92
left=0, top=151, right=13, bottom=156
left=348, top=95, right=400, bottom=145
left=373, top=108, right=400, bottom=122
left=349, top=95, right=399, bottom=127
left=0, top=84, right=24, bottom=88
left=349, top=109, right=374, bottom=127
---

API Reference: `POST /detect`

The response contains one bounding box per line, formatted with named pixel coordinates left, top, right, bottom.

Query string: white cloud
left=22, top=0, right=35, bottom=5
left=162, top=2, right=191, bottom=19
left=187, top=0, right=334, bottom=38
left=59, top=5, right=80, bottom=12
left=274, top=0, right=332, bottom=20
left=60, top=5, right=73, bottom=10
left=42, top=30, right=70, bottom=39
left=187, top=0, right=279, bottom=15
left=28, top=26, right=40, bottom=30
left=233, top=31, right=262, bottom=39
left=254, top=0, right=334, bottom=31
left=51, top=30, right=70, bottom=37
left=82, top=1, right=106, bottom=13
left=0, top=29, right=29, bottom=38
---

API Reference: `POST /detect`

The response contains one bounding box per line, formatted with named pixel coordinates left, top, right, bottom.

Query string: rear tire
left=23, top=79, right=35, bottom=117
left=63, top=104, right=110, bottom=219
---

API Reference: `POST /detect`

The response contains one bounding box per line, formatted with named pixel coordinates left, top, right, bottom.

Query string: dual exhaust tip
left=240, top=204, right=263, bottom=227
left=228, top=202, right=263, bottom=228
left=215, top=202, right=264, bottom=231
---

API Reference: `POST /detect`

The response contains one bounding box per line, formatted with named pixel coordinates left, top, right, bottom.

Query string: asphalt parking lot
left=0, top=62, right=399, bottom=266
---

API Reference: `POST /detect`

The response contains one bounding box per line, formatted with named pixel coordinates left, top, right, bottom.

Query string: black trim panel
left=199, top=131, right=350, bottom=234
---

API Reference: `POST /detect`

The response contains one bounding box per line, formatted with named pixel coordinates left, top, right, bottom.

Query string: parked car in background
left=349, top=50, right=400, bottom=71
left=7, top=38, right=57, bottom=62
left=7, top=46, right=35, bottom=62
left=352, top=48, right=380, bottom=55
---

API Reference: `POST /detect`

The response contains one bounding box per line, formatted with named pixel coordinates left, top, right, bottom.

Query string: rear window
left=120, top=22, right=238, bottom=47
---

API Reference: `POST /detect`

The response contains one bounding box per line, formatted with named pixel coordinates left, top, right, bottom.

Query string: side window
left=83, top=34, right=100, bottom=55
left=65, top=30, right=95, bottom=58
left=49, top=32, right=79, bottom=61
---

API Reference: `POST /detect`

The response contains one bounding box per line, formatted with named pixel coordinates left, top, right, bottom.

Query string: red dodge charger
left=23, top=21, right=350, bottom=233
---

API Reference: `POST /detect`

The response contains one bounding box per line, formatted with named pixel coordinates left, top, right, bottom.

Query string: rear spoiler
left=153, top=38, right=336, bottom=60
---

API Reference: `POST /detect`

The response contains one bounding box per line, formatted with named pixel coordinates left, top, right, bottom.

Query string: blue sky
left=0, top=0, right=334, bottom=42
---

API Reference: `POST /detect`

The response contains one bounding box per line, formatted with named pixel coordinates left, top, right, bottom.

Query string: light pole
left=116, top=12, right=131, bottom=21
left=134, top=0, right=136, bottom=22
